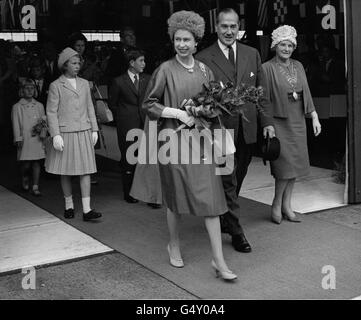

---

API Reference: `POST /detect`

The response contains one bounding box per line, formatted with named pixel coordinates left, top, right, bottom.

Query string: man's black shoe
left=125, top=196, right=139, bottom=203
left=147, top=203, right=162, bottom=209
left=83, top=210, right=102, bottom=221
left=232, top=234, right=252, bottom=253
left=64, top=208, right=74, bottom=219
left=220, top=215, right=230, bottom=234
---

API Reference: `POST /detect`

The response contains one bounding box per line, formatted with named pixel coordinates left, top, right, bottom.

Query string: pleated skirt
left=45, top=130, right=97, bottom=176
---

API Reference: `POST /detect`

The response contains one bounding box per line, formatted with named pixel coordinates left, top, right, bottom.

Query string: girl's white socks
left=65, top=195, right=74, bottom=210
left=82, top=197, right=91, bottom=214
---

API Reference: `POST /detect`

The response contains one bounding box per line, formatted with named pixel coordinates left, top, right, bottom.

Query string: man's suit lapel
left=236, top=43, right=248, bottom=84
left=123, top=73, right=138, bottom=97
left=210, top=43, right=236, bottom=83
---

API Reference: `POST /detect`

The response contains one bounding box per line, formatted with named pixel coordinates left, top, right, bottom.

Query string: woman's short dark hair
left=29, top=57, right=45, bottom=70
left=125, top=48, right=145, bottom=65
left=68, top=32, right=87, bottom=48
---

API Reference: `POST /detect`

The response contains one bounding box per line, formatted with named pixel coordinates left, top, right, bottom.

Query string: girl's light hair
left=19, top=78, right=38, bottom=98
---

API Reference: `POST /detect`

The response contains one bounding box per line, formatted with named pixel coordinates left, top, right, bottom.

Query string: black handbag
left=261, top=136, right=281, bottom=165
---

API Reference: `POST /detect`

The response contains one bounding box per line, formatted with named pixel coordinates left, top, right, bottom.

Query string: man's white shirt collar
left=218, top=40, right=237, bottom=59
left=128, top=70, right=138, bottom=83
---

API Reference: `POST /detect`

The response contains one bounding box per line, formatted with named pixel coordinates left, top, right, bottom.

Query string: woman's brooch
left=199, top=62, right=207, bottom=79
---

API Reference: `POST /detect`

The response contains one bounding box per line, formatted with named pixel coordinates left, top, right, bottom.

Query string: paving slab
left=0, top=253, right=196, bottom=300
left=241, top=158, right=346, bottom=213
left=0, top=186, right=112, bottom=274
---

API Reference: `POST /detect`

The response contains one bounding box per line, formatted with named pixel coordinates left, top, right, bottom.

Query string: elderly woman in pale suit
left=45, top=47, right=102, bottom=221
left=262, top=26, right=321, bottom=224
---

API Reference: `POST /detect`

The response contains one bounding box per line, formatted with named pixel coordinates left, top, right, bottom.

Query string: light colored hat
left=57, top=47, right=79, bottom=69
left=271, top=25, right=297, bottom=49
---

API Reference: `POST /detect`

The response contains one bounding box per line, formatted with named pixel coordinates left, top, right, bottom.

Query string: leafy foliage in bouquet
left=31, top=116, right=49, bottom=140
left=179, top=81, right=264, bottom=131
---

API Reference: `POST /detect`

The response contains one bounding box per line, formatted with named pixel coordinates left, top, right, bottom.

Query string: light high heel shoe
left=167, top=244, right=184, bottom=268
left=271, top=214, right=282, bottom=225
left=211, top=260, right=237, bottom=281
left=282, top=212, right=301, bottom=223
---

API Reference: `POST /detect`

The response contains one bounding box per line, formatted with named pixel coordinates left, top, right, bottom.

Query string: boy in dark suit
left=29, top=57, right=50, bottom=106
left=109, top=48, right=152, bottom=203
left=197, top=8, right=275, bottom=253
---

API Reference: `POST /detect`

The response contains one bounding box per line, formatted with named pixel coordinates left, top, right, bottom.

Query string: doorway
left=240, top=0, right=348, bottom=213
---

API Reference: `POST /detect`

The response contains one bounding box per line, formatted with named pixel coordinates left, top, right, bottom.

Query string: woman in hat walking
left=45, top=47, right=102, bottom=221
left=262, top=25, right=321, bottom=224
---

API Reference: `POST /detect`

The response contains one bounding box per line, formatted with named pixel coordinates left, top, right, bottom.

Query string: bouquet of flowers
left=31, top=116, right=49, bottom=141
left=177, top=81, right=264, bottom=132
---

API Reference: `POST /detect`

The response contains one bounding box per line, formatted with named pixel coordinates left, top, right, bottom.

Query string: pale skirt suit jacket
left=47, top=75, right=98, bottom=137
left=45, top=75, right=99, bottom=176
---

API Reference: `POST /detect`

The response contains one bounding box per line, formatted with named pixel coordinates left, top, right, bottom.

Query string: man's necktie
left=35, top=80, right=41, bottom=95
left=228, top=45, right=235, bottom=68
left=134, top=74, right=139, bottom=91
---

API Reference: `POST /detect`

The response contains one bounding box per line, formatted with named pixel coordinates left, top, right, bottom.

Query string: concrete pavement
left=1, top=153, right=361, bottom=299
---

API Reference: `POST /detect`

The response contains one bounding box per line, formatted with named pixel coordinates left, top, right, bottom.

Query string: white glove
left=92, top=131, right=98, bottom=146
left=53, top=135, right=64, bottom=152
left=162, top=107, right=195, bottom=127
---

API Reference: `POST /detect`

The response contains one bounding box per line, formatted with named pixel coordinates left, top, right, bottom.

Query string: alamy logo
left=126, top=120, right=235, bottom=175
left=21, top=266, right=36, bottom=290
left=321, top=265, right=336, bottom=290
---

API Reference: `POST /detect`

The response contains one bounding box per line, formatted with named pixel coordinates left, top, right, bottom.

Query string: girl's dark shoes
left=83, top=210, right=102, bottom=221
left=64, top=209, right=102, bottom=221
left=147, top=203, right=162, bottom=209
left=125, top=195, right=138, bottom=203
left=64, top=208, right=75, bottom=219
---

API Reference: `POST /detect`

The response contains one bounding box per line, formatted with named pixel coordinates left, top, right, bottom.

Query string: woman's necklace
left=176, top=54, right=195, bottom=73
left=276, top=59, right=299, bottom=101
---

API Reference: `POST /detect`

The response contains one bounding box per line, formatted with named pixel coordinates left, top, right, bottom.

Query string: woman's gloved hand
left=92, top=131, right=98, bottom=146
left=53, top=135, right=64, bottom=152
left=175, top=109, right=195, bottom=127
left=161, top=107, right=195, bottom=127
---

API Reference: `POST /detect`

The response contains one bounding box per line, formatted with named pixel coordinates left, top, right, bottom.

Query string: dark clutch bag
left=261, top=136, right=281, bottom=165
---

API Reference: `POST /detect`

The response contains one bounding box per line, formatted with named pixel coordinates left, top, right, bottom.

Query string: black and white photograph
left=0, top=0, right=360, bottom=305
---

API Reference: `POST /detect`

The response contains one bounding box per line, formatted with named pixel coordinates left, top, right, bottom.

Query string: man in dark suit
left=29, top=57, right=50, bottom=106
left=197, top=8, right=275, bottom=253
left=109, top=48, right=151, bottom=203
left=105, top=27, right=137, bottom=81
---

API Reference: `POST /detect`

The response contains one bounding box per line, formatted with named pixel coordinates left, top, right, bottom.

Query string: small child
left=45, top=47, right=102, bottom=221
left=11, top=79, right=45, bottom=196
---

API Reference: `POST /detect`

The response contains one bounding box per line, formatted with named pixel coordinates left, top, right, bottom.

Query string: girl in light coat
left=45, top=47, right=102, bottom=221
left=11, top=79, right=45, bottom=196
